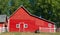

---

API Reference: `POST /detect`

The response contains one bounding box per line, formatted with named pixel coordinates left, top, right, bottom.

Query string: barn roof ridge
left=9, top=5, right=55, bottom=24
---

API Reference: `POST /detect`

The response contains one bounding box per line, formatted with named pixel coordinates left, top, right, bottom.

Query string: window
left=48, top=23, right=52, bottom=27
left=24, top=24, right=28, bottom=28
left=16, top=24, right=20, bottom=28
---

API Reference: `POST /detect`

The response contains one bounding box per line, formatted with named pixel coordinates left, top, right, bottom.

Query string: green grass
left=0, top=32, right=60, bottom=35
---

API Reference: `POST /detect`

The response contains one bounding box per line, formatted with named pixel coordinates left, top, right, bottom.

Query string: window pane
left=16, top=24, right=20, bottom=28
left=48, top=23, right=52, bottom=27
left=24, top=24, right=28, bottom=28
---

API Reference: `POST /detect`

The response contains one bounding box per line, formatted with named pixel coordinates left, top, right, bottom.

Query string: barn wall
left=9, top=19, right=39, bottom=32
left=0, top=23, right=3, bottom=32
left=9, top=19, right=19, bottom=32
left=0, top=23, right=3, bottom=27
left=35, top=18, right=54, bottom=28
left=9, top=15, right=55, bottom=32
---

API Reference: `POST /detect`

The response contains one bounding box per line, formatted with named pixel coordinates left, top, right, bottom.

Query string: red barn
left=8, top=6, right=56, bottom=33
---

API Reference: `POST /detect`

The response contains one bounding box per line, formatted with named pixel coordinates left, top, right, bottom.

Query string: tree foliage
left=0, top=0, right=60, bottom=27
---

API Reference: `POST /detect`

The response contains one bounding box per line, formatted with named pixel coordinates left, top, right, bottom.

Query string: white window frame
left=16, top=24, right=20, bottom=28
left=48, top=23, right=52, bottom=27
left=24, top=24, right=28, bottom=28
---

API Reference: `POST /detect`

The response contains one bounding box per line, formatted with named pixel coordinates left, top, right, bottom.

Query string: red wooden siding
left=9, top=19, right=38, bottom=32
left=0, top=23, right=3, bottom=27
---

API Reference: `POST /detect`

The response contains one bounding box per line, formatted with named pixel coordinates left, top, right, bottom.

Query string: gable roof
left=9, top=5, right=55, bottom=24
left=0, top=15, right=7, bottom=22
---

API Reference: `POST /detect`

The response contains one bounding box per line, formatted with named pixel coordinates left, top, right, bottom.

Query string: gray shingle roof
left=0, top=15, right=7, bottom=22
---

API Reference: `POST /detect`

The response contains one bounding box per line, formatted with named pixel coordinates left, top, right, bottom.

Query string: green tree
left=0, top=0, right=60, bottom=27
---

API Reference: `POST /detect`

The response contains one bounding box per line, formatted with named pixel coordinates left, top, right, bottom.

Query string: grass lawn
left=0, top=32, right=60, bottom=35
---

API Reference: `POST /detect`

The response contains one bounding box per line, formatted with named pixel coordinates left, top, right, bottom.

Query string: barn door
left=19, top=22, right=28, bottom=32
left=19, top=22, right=24, bottom=32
